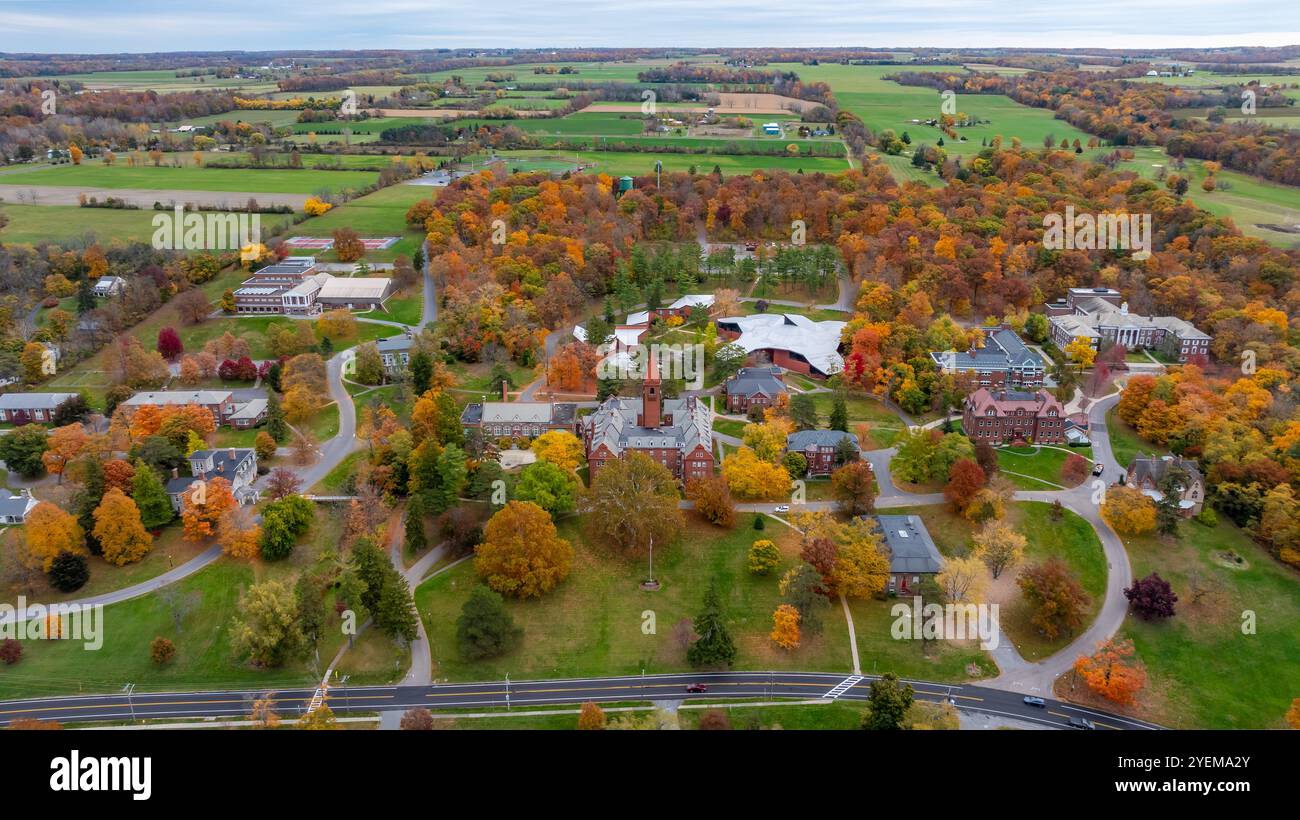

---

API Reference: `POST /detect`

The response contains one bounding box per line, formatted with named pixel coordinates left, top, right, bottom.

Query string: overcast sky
left=1, top=0, right=1296, bottom=53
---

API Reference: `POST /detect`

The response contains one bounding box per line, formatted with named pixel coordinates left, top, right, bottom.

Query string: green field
left=996, top=445, right=1094, bottom=489
left=0, top=204, right=293, bottom=246
left=21, top=69, right=278, bottom=95
left=1115, top=517, right=1300, bottom=729
left=3, top=159, right=376, bottom=194
left=474, top=149, right=849, bottom=177
left=288, top=182, right=430, bottom=262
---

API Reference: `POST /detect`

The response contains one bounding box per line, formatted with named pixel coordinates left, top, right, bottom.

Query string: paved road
left=255, top=351, right=361, bottom=493
left=0, top=670, right=1161, bottom=730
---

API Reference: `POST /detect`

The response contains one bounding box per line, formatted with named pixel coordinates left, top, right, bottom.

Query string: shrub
left=150, top=636, right=176, bottom=665
left=0, top=638, right=22, bottom=665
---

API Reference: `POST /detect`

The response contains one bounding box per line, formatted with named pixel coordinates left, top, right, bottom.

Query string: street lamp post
left=122, top=683, right=136, bottom=723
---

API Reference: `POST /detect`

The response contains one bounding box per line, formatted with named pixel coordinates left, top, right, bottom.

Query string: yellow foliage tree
left=23, top=503, right=86, bottom=571
left=770, top=604, right=801, bottom=650
left=530, top=430, right=585, bottom=471
left=93, top=488, right=153, bottom=566
left=741, top=418, right=793, bottom=463
left=722, top=447, right=792, bottom=500
left=181, top=476, right=237, bottom=543
left=474, top=501, right=574, bottom=599
left=1064, top=336, right=1097, bottom=368
left=1101, top=485, right=1157, bottom=536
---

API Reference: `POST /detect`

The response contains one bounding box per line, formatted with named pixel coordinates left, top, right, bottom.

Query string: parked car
left=685, top=684, right=708, bottom=694
left=1023, top=696, right=1046, bottom=708
left=773, top=504, right=790, bottom=513
left=1092, top=463, right=1105, bottom=476
left=1068, top=717, right=1096, bottom=730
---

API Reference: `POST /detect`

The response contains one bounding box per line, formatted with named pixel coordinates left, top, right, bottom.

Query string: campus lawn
left=311, top=451, right=366, bottom=495
left=711, top=417, right=747, bottom=438
left=1105, top=407, right=1166, bottom=468
left=0, top=204, right=294, bottom=247
left=0, top=524, right=208, bottom=605
left=288, top=183, right=430, bottom=262
left=1103, top=518, right=1300, bottom=729
left=5, top=159, right=378, bottom=195
left=849, top=595, right=998, bottom=681
left=995, top=445, right=1093, bottom=490
left=449, top=360, right=538, bottom=396
left=414, top=518, right=857, bottom=683
left=304, top=402, right=340, bottom=442
left=808, top=391, right=907, bottom=449
left=891, top=500, right=1107, bottom=662
left=360, top=294, right=422, bottom=326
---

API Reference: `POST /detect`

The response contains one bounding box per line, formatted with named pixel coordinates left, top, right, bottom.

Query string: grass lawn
left=0, top=524, right=208, bottom=605
left=1095, top=518, right=1300, bottom=729
left=483, top=149, right=850, bottom=177
left=712, top=417, right=747, bottom=438
left=6, top=159, right=377, bottom=195
left=414, top=518, right=856, bottom=682
left=809, top=391, right=907, bottom=448
left=360, top=294, right=422, bottom=326
left=1105, top=407, right=1166, bottom=468
left=995, top=445, right=1093, bottom=489
left=0, top=204, right=294, bottom=247
left=679, top=700, right=867, bottom=729
left=287, top=183, right=429, bottom=263
left=892, top=500, right=1107, bottom=662
left=311, top=450, right=366, bottom=494
left=303, top=402, right=340, bottom=441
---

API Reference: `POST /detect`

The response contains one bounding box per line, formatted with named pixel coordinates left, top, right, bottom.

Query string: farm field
left=20, top=69, right=278, bottom=94
left=0, top=159, right=377, bottom=195
left=484, top=149, right=849, bottom=177
left=0, top=203, right=293, bottom=246
left=288, top=183, right=430, bottom=261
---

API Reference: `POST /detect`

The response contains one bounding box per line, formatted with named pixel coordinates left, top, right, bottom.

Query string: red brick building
left=961, top=388, right=1066, bottom=445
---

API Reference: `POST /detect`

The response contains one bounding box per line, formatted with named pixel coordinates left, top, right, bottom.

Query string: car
left=773, top=504, right=790, bottom=513
left=685, top=684, right=708, bottom=694
left=1092, top=463, right=1105, bottom=476
left=1023, top=696, right=1046, bottom=708
left=1068, top=717, right=1096, bottom=730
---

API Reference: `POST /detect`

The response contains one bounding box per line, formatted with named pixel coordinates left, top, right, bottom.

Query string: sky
left=0, top=0, right=1297, bottom=53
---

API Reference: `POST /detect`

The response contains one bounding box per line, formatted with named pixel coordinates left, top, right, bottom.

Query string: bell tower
left=640, top=351, right=662, bottom=428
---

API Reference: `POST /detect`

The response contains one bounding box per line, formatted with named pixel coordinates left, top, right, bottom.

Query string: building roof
left=1127, top=453, right=1203, bottom=487
left=122, top=390, right=232, bottom=408
left=462, top=402, right=576, bottom=427
left=1050, top=294, right=1211, bottom=342
left=0, top=392, right=79, bottom=410
left=584, top=394, right=712, bottom=457
left=964, top=387, right=1063, bottom=418
left=787, top=429, right=860, bottom=451
left=229, top=399, right=267, bottom=420
left=716, top=313, right=846, bottom=376
left=932, top=327, right=1045, bottom=374
left=667, top=294, right=715, bottom=311
left=870, top=514, right=944, bottom=575
left=376, top=333, right=414, bottom=354
left=318, top=275, right=392, bottom=301
left=0, top=490, right=37, bottom=519
left=725, top=366, right=786, bottom=398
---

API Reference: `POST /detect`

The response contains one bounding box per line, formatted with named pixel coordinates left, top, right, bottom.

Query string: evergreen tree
left=72, top=455, right=106, bottom=555
left=76, top=278, right=96, bottom=315
left=409, top=350, right=433, bottom=395
left=687, top=580, right=736, bottom=668
left=431, top=444, right=468, bottom=513
left=456, top=584, right=521, bottom=660
left=48, top=550, right=89, bottom=592
left=829, top=391, right=849, bottom=432
left=266, top=392, right=289, bottom=442
left=294, top=573, right=326, bottom=651
left=404, top=500, right=427, bottom=554
left=375, top=574, right=419, bottom=642
left=862, top=673, right=914, bottom=730
left=131, top=459, right=174, bottom=529
left=351, top=537, right=389, bottom=616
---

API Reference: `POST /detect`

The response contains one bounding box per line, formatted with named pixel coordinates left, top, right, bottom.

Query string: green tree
left=430, top=444, right=467, bottom=513
left=409, top=350, right=433, bottom=395
left=456, top=584, right=522, bottom=660
left=294, top=573, right=326, bottom=651
left=829, top=391, right=849, bottom=432
left=229, top=579, right=304, bottom=667
left=0, top=425, right=48, bottom=478
left=686, top=580, right=736, bottom=668
left=131, top=459, right=174, bottom=529
left=862, top=673, right=914, bottom=730
left=789, top=393, right=818, bottom=430
left=513, top=459, right=577, bottom=517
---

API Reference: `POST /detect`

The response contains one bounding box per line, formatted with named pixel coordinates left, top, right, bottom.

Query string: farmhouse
left=0, top=392, right=80, bottom=424
left=723, top=366, right=786, bottom=413
left=715, top=312, right=846, bottom=378
left=0, top=489, right=38, bottom=524
left=460, top=401, right=578, bottom=441
left=165, top=448, right=260, bottom=512
left=581, top=357, right=714, bottom=481
left=1126, top=453, right=1205, bottom=516
left=931, top=325, right=1046, bottom=388
left=786, top=429, right=861, bottom=476
left=1044, top=287, right=1211, bottom=363
left=866, top=514, right=945, bottom=595
left=961, top=387, right=1066, bottom=445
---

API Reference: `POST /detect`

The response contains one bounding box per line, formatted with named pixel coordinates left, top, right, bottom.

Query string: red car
left=685, top=684, right=708, bottom=694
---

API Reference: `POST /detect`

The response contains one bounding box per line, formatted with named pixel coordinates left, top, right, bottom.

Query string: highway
left=0, top=671, right=1162, bottom=730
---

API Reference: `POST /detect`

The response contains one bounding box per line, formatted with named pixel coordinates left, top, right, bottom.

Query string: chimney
left=502, top=381, right=509, bottom=402
left=217, top=461, right=224, bottom=473
left=172, top=467, right=179, bottom=479
left=228, top=448, right=236, bottom=460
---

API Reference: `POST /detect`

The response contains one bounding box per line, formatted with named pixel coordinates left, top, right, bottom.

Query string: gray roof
left=725, top=366, right=786, bottom=398
left=0, top=392, right=79, bottom=411
left=583, top=394, right=712, bottom=456
left=786, top=429, right=860, bottom=451
left=376, top=333, right=414, bottom=354
left=1127, top=453, right=1202, bottom=487
left=461, top=402, right=576, bottom=427
left=0, top=490, right=36, bottom=518
left=870, top=514, right=944, bottom=575
left=123, top=390, right=232, bottom=407
left=932, top=327, right=1045, bottom=373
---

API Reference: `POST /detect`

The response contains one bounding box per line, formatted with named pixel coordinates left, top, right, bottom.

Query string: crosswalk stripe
left=822, top=675, right=864, bottom=699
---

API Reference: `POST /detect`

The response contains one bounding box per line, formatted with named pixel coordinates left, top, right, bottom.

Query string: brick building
left=1044, top=287, right=1211, bottom=363
left=961, top=387, right=1066, bottom=445
left=723, top=366, right=786, bottom=413
left=930, top=325, right=1046, bottom=388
